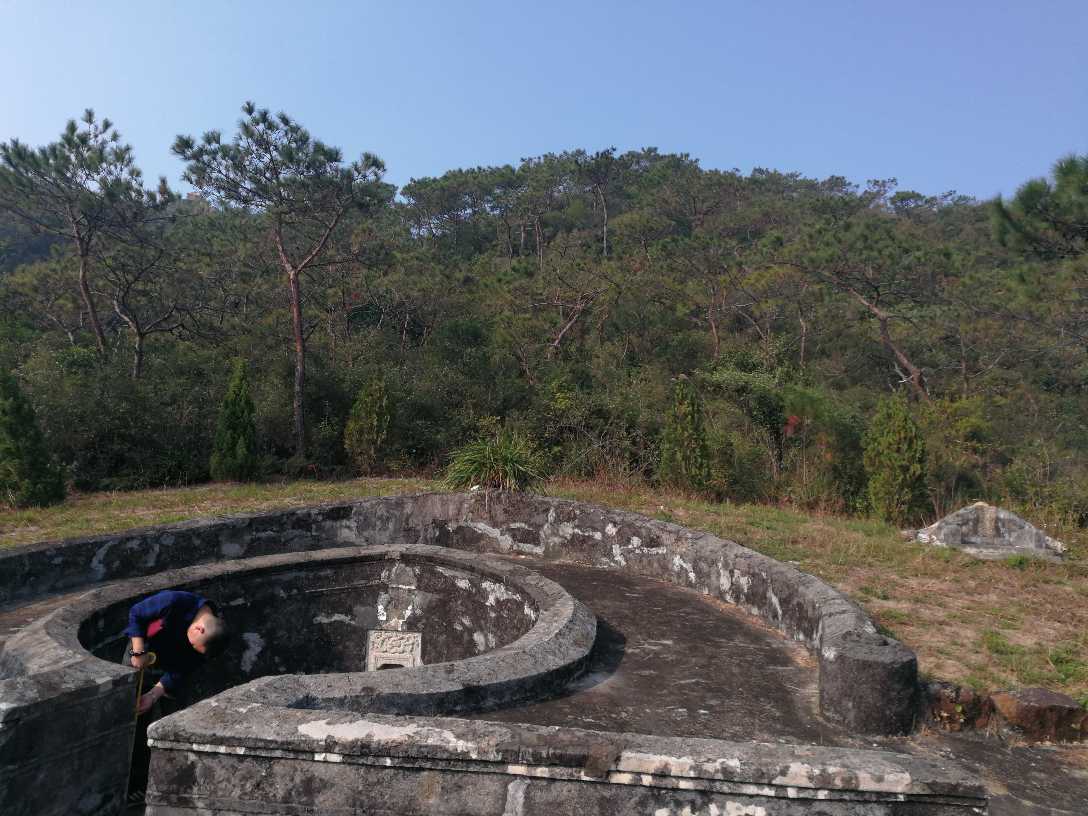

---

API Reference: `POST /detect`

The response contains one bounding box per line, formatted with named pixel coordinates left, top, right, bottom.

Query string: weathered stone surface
left=432, top=494, right=918, bottom=735
left=925, top=682, right=1088, bottom=743
left=465, top=560, right=843, bottom=746
left=898, top=730, right=1088, bottom=816
left=0, top=543, right=594, bottom=816
left=365, top=629, right=422, bottom=670
left=987, top=687, right=1088, bottom=743
left=819, top=630, right=919, bottom=735
left=0, top=491, right=918, bottom=736
left=0, top=492, right=931, bottom=814
left=146, top=709, right=987, bottom=815
left=915, top=501, right=1066, bottom=560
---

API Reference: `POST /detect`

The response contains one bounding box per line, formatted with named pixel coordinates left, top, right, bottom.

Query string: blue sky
left=2, top=1, right=1085, bottom=199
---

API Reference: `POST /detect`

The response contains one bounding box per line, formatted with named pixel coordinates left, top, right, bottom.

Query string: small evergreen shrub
left=863, top=395, right=927, bottom=525
left=343, top=379, right=392, bottom=475
left=0, top=370, right=65, bottom=507
left=706, top=427, right=734, bottom=500
left=312, top=413, right=346, bottom=473
left=443, top=428, right=547, bottom=492
left=210, top=359, right=259, bottom=481
left=658, top=378, right=711, bottom=494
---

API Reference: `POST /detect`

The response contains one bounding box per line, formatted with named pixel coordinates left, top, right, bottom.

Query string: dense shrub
left=1, top=141, right=1085, bottom=521
left=312, top=411, right=347, bottom=473
left=863, top=395, right=928, bottom=525
left=343, top=379, right=393, bottom=475
left=0, top=370, right=65, bottom=507
left=21, top=345, right=217, bottom=490
left=523, top=371, right=664, bottom=483
left=1000, top=445, right=1088, bottom=529
left=780, top=386, right=866, bottom=513
left=443, top=427, right=547, bottom=492
left=917, top=397, right=992, bottom=517
left=721, top=430, right=771, bottom=503
left=210, top=359, right=259, bottom=482
left=705, top=349, right=788, bottom=477
left=658, top=378, right=711, bottom=494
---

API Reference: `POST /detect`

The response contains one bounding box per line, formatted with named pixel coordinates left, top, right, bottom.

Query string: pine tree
left=0, top=110, right=172, bottom=355
left=863, top=395, right=928, bottom=525
left=175, top=102, right=391, bottom=458
left=0, top=371, right=65, bottom=507
left=659, top=378, right=711, bottom=494
left=344, top=379, right=392, bottom=475
left=210, top=359, right=259, bottom=481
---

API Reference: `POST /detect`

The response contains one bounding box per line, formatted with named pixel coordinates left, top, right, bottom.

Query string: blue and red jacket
left=124, top=590, right=209, bottom=695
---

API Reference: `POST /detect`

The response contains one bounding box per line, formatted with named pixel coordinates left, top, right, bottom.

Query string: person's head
left=187, top=604, right=229, bottom=657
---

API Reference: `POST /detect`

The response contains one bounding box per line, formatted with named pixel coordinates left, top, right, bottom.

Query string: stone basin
left=75, top=546, right=587, bottom=706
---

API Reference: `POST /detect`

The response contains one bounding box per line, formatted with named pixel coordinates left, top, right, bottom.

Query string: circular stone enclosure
left=77, top=547, right=553, bottom=702
left=0, top=493, right=944, bottom=816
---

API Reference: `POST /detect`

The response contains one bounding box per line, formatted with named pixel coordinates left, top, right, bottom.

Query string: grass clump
left=982, top=629, right=1020, bottom=657
left=443, top=429, right=547, bottom=492
left=1003, top=553, right=1033, bottom=570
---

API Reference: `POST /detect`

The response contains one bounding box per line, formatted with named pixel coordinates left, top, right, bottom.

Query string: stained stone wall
left=0, top=543, right=591, bottom=816
left=0, top=492, right=918, bottom=731
left=78, top=550, right=540, bottom=700
left=146, top=711, right=987, bottom=816
left=0, top=491, right=933, bottom=815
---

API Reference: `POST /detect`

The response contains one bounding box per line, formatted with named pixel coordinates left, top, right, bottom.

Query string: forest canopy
left=1, top=107, right=1085, bottom=527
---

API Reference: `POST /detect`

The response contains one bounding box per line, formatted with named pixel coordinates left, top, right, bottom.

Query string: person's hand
left=130, top=652, right=153, bottom=670
left=137, top=682, right=164, bottom=715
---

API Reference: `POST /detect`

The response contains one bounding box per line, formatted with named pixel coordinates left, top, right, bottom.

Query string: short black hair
left=202, top=615, right=231, bottom=659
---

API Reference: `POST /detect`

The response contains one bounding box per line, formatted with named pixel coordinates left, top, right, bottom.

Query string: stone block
left=988, top=687, right=1088, bottom=742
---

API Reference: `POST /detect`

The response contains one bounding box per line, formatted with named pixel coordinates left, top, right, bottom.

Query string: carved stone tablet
left=365, top=629, right=422, bottom=671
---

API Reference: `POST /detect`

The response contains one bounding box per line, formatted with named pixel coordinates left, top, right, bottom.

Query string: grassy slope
left=2, top=477, right=1085, bottom=702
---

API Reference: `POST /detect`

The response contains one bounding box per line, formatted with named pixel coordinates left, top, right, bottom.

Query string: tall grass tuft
left=443, top=429, right=547, bottom=492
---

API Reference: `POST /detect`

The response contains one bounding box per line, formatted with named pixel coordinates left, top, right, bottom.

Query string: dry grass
left=2, top=476, right=1085, bottom=702
left=0, top=478, right=431, bottom=548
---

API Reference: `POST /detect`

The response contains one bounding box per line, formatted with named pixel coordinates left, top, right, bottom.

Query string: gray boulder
left=915, top=501, right=1066, bottom=561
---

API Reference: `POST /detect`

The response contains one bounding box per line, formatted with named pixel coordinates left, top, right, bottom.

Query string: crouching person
left=122, top=590, right=230, bottom=805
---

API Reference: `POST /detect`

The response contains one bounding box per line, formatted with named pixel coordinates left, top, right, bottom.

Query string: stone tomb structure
left=0, top=492, right=987, bottom=815
left=915, top=501, right=1066, bottom=560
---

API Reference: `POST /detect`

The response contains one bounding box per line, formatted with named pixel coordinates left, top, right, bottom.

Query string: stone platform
left=466, top=559, right=845, bottom=745
left=0, top=491, right=990, bottom=815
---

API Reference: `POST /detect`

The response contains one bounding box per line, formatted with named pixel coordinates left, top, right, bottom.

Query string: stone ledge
left=147, top=709, right=987, bottom=814
left=1, top=544, right=593, bottom=713
left=432, top=493, right=919, bottom=735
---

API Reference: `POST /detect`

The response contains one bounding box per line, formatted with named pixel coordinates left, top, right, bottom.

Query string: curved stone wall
left=0, top=491, right=926, bottom=816
left=0, top=492, right=917, bottom=731
left=0, top=543, right=593, bottom=816
left=433, top=493, right=919, bottom=735
left=77, top=548, right=553, bottom=699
